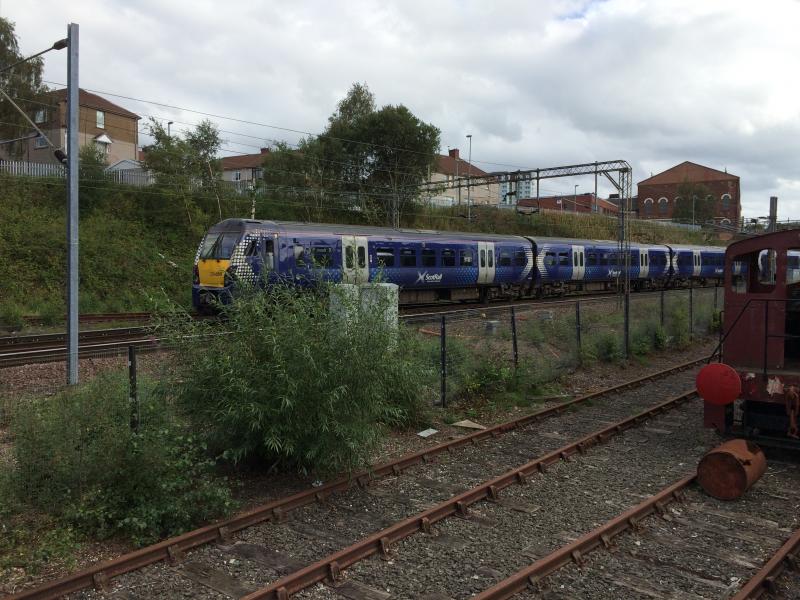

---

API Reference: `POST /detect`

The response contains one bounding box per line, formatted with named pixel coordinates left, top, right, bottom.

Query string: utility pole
left=574, top=184, right=579, bottom=212
left=66, top=23, right=79, bottom=384
left=466, top=134, right=473, bottom=219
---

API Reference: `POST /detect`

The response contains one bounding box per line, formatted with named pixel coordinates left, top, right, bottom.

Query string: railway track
left=19, top=312, right=152, bottom=326
left=6, top=359, right=708, bottom=599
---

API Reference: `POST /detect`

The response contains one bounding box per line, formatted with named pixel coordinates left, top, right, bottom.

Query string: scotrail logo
left=416, top=271, right=443, bottom=284
left=607, top=269, right=622, bottom=277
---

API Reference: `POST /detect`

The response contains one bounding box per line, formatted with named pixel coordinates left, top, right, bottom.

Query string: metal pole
left=718, top=309, right=724, bottom=363
left=763, top=301, right=769, bottom=377
left=128, top=345, right=139, bottom=432
left=575, top=301, right=582, bottom=361
left=66, top=23, right=79, bottom=385
left=689, top=282, right=694, bottom=340
left=511, top=307, right=519, bottom=369
left=660, top=289, right=665, bottom=327
left=440, top=315, right=447, bottom=408
left=714, top=283, right=718, bottom=310
left=466, top=134, right=472, bottom=220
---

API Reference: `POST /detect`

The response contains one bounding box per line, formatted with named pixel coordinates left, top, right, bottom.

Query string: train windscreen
left=200, top=233, right=239, bottom=260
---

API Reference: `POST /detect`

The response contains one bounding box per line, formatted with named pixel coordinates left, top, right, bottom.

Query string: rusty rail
left=731, top=528, right=800, bottom=599
left=7, top=360, right=702, bottom=600
left=241, top=389, right=697, bottom=600
left=473, top=475, right=695, bottom=599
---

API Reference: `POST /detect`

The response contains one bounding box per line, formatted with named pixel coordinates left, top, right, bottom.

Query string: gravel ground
left=62, top=367, right=702, bottom=599
left=515, top=461, right=800, bottom=600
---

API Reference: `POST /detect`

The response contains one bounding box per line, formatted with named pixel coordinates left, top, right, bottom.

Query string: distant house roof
left=46, top=88, right=140, bottom=120
left=638, top=161, right=738, bottom=186
left=221, top=148, right=270, bottom=170
left=435, top=148, right=487, bottom=177
left=517, top=193, right=620, bottom=213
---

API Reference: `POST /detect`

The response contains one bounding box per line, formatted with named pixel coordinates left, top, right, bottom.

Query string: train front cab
left=707, top=229, right=800, bottom=444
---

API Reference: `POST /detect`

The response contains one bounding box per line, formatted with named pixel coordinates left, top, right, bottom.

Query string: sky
left=2, top=0, right=799, bottom=220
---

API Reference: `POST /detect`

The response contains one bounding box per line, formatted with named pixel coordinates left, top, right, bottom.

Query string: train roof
left=207, top=219, right=726, bottom=252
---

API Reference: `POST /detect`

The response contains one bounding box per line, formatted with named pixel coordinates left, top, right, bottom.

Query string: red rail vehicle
left=701, top=229, right=800, bottom=448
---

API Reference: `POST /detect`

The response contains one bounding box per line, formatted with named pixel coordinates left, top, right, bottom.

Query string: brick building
left=427, top=148, right=498, bottom=206
left=221, top=148, right=269, bottom=184
left=516, top=193, right=619, bottom=215
left=637, top=161, right=740, bottom=225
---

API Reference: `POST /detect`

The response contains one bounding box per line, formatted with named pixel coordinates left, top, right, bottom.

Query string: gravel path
left=62, top=368, right=701, bottom=600
left=57, top=370, right=710, bottom=599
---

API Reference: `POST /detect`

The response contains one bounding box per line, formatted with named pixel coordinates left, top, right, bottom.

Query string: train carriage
left=192, top=219, right=727, bottom=311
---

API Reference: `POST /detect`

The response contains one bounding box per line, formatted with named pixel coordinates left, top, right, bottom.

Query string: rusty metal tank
left=697, top=439, right=767, bottom=500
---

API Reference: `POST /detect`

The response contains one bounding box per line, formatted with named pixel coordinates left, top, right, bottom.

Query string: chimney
left=260, top=147, right=270, bottom=154
left=448, top=148, right=459, bottom=159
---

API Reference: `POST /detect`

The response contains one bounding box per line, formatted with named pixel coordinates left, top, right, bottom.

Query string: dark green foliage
left=165, top=284, right=432, bottom=474
left=672, top=180, right=715, bottom=225
left=653, top=324, right=669, bottom=350
left=594, top=332, right=623, bottom=362
left=5, top=372, right=234, bottom=545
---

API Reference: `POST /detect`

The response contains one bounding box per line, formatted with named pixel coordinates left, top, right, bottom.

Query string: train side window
left=480, top=249, right=486, bottom=268
left=400, top=248, right=417, bottom=267
left=311, top=246, right=332, bottom=267
left=345, top=246, right=354, bottom=269
left=488, top=249, right=494, bottom=268
left=421, top=248, right=436, bottom=267
left=357, top=246, right=366, bottom=269
left=558, top=252, right=569, bottom=266
left=294, top=244, right=306, bottom=268
left=499, top=252, right=511, bottom=267
left=460, top=250, right=473, bottom=266
left=579, top=253, right=584, bottom=267
left=588, top=253, right=597, bottom=266
left=376, top=247, right=395, bottom=267
left=262, top=239, right=275, bottom=270
left=442, top=249, right=456, bottom=267
left=514, top=250, right=526, bottom=267
left=573, top=253, right=578, bottom=267
left=544, top=252, right=555, bottom=267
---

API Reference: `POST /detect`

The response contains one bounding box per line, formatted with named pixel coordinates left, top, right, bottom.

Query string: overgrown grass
left=163, top=283, right=433, bottom=475
left=2, top=372, right=234, bottom=547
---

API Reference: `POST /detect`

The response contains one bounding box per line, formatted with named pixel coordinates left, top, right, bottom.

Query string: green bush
left=668, top=305, right=691, bottom=348
left=0, top=302, right=25, bottom=330
left=653, top=324, right=669, bottom=350
left=5, top=372, right=233, bottom=545
left=594, top=332, right=623, bottom=362
left=166, top=284, right=432, bottom=475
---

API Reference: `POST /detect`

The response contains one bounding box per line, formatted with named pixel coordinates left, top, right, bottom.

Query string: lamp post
left=168, top=121, right=173, bottom=137
left=466, top=134, right=472, bottom=220
left=574, top=184, right=579, bottom=213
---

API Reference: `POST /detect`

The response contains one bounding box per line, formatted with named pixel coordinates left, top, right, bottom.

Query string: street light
left=168, top=121, right=174, bottom=136
left=574, top=184, right=579, bottom=212
left=466, top=134, right=472, bottom=220
left=0, top=38, right=67, bottom=74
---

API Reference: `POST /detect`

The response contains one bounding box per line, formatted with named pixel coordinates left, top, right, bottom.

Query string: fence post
left=511, top=307, right=519, bottom=369
left=689, top=283, right=694, bottom=340
left=575, top=301, right=582, bottom=362
left=440, top=315, right=447, bottom=408
left=128, top=345, right=139, bottom=433
left=660, top=289, right=665, bottom=328
left=718, top=309, right=724, bottom=363
left=714, top=284, right=718, bottom=311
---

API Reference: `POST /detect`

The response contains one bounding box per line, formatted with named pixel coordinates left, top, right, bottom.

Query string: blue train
left=192, top=219, right=726, bottom=310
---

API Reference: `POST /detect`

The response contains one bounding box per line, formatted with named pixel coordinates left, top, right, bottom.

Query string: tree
left=141, top=119, right=222, bottom=224
left=0, top=17, right=49, bottom=157
left=672, top=180, right=715, bottom=225
left=264, top=83, right=441, bottom=225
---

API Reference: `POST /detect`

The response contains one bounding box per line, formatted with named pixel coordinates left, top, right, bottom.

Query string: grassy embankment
left=0, top=172, right=717, bottom=324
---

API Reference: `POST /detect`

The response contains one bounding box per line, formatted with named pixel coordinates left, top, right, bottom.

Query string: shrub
left=5, top=372, right=233, bottom=545
left=594, top=332, right=623, bottom=362
left=653, top=324, right=669, bottom=350
left=0, top=302, right=25, bottom=330
left=166, top=283, right=432, bottom=475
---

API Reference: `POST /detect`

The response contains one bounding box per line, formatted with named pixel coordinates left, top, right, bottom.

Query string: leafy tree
left=0, top=17, right=49, bottom=157
left=264, top=83, right=440, bottom=225
left=141, top=118, right=222, bottom=224
left=672, top=180, right=715, bottom=225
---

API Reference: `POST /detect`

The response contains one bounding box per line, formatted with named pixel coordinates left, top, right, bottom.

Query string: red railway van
left=704, top=229, right=800, bottom=447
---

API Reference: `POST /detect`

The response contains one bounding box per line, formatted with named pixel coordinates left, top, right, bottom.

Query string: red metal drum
left=697, top=439, right=767, bottom=500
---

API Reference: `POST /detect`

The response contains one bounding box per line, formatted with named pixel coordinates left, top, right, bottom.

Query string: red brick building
left=637, top=161, right=740, bottom=225
left=517, top=193, right=619, bottom=215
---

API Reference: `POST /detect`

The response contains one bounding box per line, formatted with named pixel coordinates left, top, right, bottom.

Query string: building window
left=721, top=193, right=731, bottom=209
left=96, top=110, right=105, bottom=129
left=34, top=135, right=48, bottom=149
left=643, top=198, right=654, bottom=215
left=34, top=109, right=46, bottom=124
left=658, top=197, right=668, bottom=214
left=234, top=170, right=241, bottom=181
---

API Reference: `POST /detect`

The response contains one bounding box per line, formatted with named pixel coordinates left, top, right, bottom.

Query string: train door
left=341, top=235, right=369, bottom=283
left=639, top=248, right=649, bottom=278
left=571, top=245, right=585, bottom=280
left=478, top=241, right=496, bottom=284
